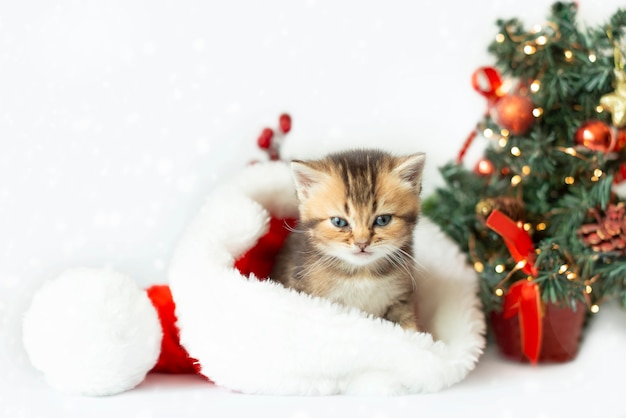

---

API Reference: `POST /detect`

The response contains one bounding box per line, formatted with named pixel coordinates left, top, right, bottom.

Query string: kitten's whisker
left=297, top=254, right=342, bottom=279
left=396, top=247, right=426, bottom=273
left=283, top=222, right=306, bottom=234
left=385, top=249, right=418, bottom=291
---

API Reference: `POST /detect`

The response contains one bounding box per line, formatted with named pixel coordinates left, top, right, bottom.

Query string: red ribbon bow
left=502, top=280, right=543, bottom=364
left=486, top=209, right=543, bottom=364
left=457, top=67, right=505, bottom=163
left=471, top=66, right=505, bottom=103
left=485, top=209, right=538, bottom=277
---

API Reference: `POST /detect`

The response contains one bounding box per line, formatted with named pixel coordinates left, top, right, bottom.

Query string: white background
left=2, top=1, right=626, bottom=417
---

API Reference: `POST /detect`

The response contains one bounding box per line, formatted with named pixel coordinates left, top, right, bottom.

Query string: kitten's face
left=291, top=150, right=425, bottom=268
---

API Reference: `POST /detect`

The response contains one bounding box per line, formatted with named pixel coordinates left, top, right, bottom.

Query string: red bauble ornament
left=493, top=95, right=535, bottom=135
left=474, top=158, right=495, bottom=176
left=279, top=113, right=292, bottom=134
left=615, top=128, right=626, bottom=152
left=257, top=128, right=274, bottom=150
left=574, top=120, right=614, bottom=153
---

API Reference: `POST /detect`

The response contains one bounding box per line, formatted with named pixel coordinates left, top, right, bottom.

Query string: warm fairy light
left=524, top=44, right=537, bottom=55
left=567, top=272, right=577, bottom=280
left=588, top=53, right=597, bottom=63
left=590, top=304, right=600, bottom=313
left=511, top=146, right=521, bottom=156
left=496, top=33, right=505, bottom=43
left=495, top=288, right=504, bottom=297
left=500, top=129, right=510, bottom=137
left=516, top=260, right=527, bottom=269
left=564, top=176, right=575, bottom=185
left=532, top=24, right=543, bottom=33
left=523, top=223, right=532, bottom=231
left=495, top=264, right=505, bottom=274
left=530, top=80, right=541, bottom=92
left=564, top=49, right=574, bottom=61
left=498, top=138, right=508, bottom=148
left=532, top=107, right=543, bottom=117
left=474, top=261, right=484, bottom=273
left=536, top=222, right=547, bottom=231
left=522, top=165, right=531, bottom=175
left=558, top=264, right=568, bottom=274
left=563, top=147, right=577, bottom=157
left=511, top=175, right=522, bottom=186
left=585, top=285, right=593, bottom=294
left=536, top=35, right=548, bottom=46
left=592, top=168, right=603, bottom=182
left=483, top=128, right=494, bottom=138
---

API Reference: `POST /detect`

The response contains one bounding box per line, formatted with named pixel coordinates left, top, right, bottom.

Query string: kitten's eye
left=330, top=217, right=349, bottom=228
left=374, top=215, right=392, bottom=227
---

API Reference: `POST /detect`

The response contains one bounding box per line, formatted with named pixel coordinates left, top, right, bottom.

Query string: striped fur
left=271, top=149, right=426, bottom=330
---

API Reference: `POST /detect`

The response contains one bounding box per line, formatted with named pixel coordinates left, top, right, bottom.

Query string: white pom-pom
left=22, top=268, right=162, bottom=396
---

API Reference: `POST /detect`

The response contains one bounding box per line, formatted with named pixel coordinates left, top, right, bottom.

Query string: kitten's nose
left=356, top=241, right=369, bottom=251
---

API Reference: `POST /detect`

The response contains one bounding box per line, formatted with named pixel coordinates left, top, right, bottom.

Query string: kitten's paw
left=399, top=320, right=419, bottom=332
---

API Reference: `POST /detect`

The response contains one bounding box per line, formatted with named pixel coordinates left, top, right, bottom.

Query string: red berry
left=269, top=150, right=280, bottom=161
left=279, top=113, right=292, bottom=134
left=257, top=128, right=274, bottom=149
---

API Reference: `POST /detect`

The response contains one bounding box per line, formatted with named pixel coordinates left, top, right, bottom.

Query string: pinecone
left=578, top=202, right=626, bottom=253
left=476, top=196, right=526, bottom=222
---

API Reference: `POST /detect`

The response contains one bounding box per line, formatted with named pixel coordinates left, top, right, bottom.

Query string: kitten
left=271, top=149, right=426, bottom=331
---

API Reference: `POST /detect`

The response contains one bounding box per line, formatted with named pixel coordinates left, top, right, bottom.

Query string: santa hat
left=22, top=115, right=485, bottom=396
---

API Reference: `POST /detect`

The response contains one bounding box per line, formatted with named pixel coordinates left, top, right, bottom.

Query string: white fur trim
left=22, top=268, right=162, bottom=396
left=169, top=161, right=485, bottom=395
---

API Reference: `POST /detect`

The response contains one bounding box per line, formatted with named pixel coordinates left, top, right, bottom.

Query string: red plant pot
left=489, top=301, right=587, bottom=363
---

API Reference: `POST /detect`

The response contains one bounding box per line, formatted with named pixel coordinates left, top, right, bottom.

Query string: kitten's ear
left=392, top=153, right=426, bottom=190
left=290, top=160, right=326, bottom=201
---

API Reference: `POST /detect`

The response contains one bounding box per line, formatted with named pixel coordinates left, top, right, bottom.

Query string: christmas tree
left=423, top=2, right=626, bottom=362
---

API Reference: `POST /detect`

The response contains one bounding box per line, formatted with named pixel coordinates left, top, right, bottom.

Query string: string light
left=530, top=80, right=541, bottom=92
left=564, top=49, right=574, bottom=61
left=495, top=288, right=504, bottom=297
left=585, top=285, right=593, bottom=294
left=524, top=44, right=537, bottom=55
left=564, top=147, right=577, bottom=156
left=498, top=138, right=508, bottom=148
left=591, top=168, right=603, bottom=182
left=523, top=223, right=532, bottom=231
left=596, top=105, right=604, bottom=113
left=536, top=35, right=548, bottom=46
left=511, top=146, right=521, bottom=156
left=567, top=272, right=577, bottom=280
left=483, top=128, right=494, bottom=138
left=522, top=165, right=531, bottom=175
left=558, top=264, right=568, bottom=274
left=474, top=262, right=484, bottom=273
left=536, top=222, right=547, bottom=231
left=495, top=264, right=505, bottom=274
left=588, top=53, right=597, bottom=63
left=511, top=175, right=522, bottom=186
left=500, top=129, right=510, bottom=137
left=496, top=33, right=505, bottom=43
left=590, top=304, right=600, bottom=313
left=532, top=107, right=544, bottom=117
left=565, top=176, right=575, bottom=185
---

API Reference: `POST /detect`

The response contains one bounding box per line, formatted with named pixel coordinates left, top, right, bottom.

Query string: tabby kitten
left=271, top=149, right=426, bottom=331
